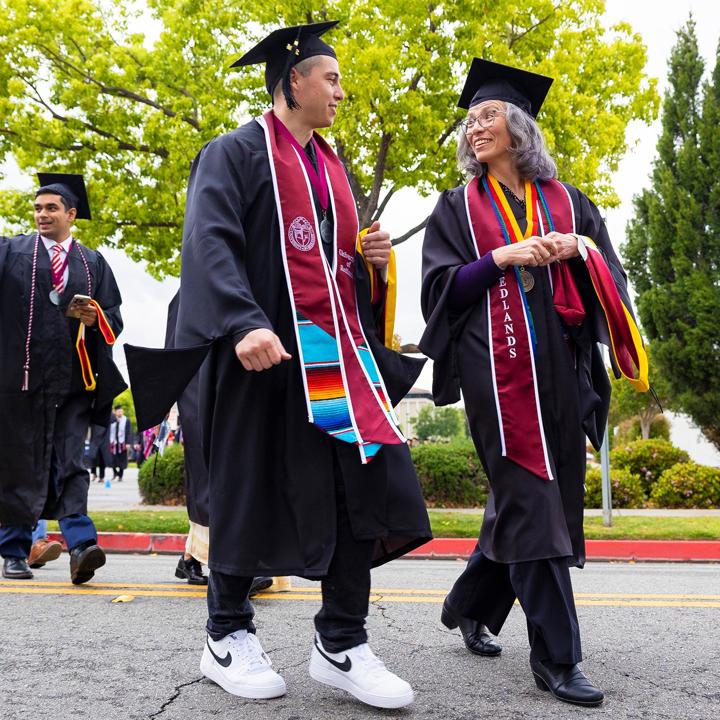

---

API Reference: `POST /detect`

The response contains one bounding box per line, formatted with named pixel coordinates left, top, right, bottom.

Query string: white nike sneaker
left=309, top=633, right=414, bottom=709
left=200, top=630, right=286, bottom=699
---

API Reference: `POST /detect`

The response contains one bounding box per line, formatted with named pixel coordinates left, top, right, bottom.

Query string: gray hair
left=456, top=102, right=557, bottom=181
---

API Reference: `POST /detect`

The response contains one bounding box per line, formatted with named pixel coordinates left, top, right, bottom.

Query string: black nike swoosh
left=207, top=639, right=232, bottom=668
left=314, top=637, right=352, bottom=672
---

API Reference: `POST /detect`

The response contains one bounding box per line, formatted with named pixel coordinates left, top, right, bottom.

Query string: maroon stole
left=465, top=177, right=552, bottom=479
left=257, top=110, right=404, bottom=462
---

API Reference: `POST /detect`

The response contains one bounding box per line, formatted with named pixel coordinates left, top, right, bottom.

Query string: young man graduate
left=0, top=174, right=126, bottom=584
left=126, top=22, right=430, bottom=709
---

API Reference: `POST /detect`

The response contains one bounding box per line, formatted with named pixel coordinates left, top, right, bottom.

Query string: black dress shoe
left=175, top=555, right=208, bottom=585
left=441, top=598, right=502, bottom=656
left=249, top=576, right=273, bottom=597
left=2, top=557, right=33, bottom=579
left=531, top=659, right=604, bottom=707
left=70, top=544, right=106, bottom=585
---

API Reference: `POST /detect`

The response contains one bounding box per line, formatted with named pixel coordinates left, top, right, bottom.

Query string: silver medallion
left=520, top=269, right=535, bottom=293
left=49, top=289, right=61, bottom=305
left=320, top=216, right=333, bottom=246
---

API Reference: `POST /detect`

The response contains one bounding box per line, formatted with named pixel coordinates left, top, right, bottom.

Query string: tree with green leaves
left=624, top=20, right=720, bottom=450
left=0, top=0, right=657, bottom=276
left=414, top=405, right=465, bottom=441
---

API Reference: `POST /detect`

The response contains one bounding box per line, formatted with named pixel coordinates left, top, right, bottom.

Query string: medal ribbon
left=259, top=110, right=404, bottom=463
left=466, top=176, right=553, bottom=480
left=483, top=175, right=539, bottom=349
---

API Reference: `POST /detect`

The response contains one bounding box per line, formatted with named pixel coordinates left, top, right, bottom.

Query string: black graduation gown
left=126, top=119, right=431, bottom=577
left=0, top=234, right=126, bottom=525
left=420, top=183, right=631, bottom=567
left=164, top=292, right=209, bottom=527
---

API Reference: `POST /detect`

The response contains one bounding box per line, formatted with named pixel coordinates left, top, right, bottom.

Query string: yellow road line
left=4, top=581, right=718, bottom=601
left=1, top=585, right=720, bottom=607
left=0, top=587, right=207, bottom=598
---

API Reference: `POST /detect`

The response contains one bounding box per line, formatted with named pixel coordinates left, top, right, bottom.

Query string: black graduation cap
left=458, top=58, right=553, bottom=117
left=230, top=21, right=339, bottom=109
left=36, top=172, right=91, bottom=220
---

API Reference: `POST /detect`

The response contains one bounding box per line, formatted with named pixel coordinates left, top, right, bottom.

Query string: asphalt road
left=1, top=557, right=718, bottom=720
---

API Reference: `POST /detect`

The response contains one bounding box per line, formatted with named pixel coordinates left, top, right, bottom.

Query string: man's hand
left=492, top=236, right=559, bottom=269
left=78, top=304, right=97, bottom=327
left=361, top=221, right=392, bottom=269
left=235, top=329, right=291, bottom=372
left=544, top=231, right=580, bottom=261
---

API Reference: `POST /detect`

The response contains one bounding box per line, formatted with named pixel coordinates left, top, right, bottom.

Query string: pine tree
left=624, top=19, right=720, bottom=449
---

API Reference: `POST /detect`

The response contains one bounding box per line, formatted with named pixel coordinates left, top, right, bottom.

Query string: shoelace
left=226, top=632, right=272, bottom=673
left=352, top=644, right=388, bottom=678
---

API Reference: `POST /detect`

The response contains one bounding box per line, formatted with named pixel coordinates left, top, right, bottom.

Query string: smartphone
left=65, top=294, right=92, bottom=319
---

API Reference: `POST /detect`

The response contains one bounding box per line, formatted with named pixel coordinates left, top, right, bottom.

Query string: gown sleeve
left=419, top=189, right=477, bottom=405
left=564, top=184, right=640, bottom=373
left=93, top=250, right=124, bottom=338
left=176, top=136, right=273, bottom=346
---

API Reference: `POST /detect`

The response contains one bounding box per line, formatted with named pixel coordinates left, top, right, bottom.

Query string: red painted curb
left=46, top=533, right=720, bottom=562
left=406, top=538, right=720, bottom=562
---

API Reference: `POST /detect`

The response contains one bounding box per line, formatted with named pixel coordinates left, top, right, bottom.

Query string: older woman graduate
left=420, top=59, right=648, bottom=707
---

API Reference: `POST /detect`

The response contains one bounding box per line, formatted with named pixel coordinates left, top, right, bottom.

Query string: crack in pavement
left=147, top=676, right=204, bottom=718
left=602, top=663, right=719, bottom=703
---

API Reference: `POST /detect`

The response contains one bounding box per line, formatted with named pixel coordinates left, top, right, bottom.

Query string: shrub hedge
left=650, top=463, right=720, bottom=509
left=410, top=440, right=488, bottom=508
left=584, top=466, right=646, bottom=509
left=137, top=444, right=186, bottom=505
left=610, top=439, right=689, bottom=495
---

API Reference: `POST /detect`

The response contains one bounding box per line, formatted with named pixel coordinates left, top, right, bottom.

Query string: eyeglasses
left=460, top=110, right=507, bottom=134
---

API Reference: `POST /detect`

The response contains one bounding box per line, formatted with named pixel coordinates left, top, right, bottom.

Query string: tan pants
left=185, top=521, right=290, bottom=591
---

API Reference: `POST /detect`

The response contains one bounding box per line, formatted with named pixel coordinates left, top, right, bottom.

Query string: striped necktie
left=51, top=243, right=65, bottom=293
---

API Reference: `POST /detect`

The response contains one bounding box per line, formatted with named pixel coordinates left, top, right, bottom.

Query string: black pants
left=206, top=465, right=375, bottom=653
left=447, top=543, right=582, bottom=664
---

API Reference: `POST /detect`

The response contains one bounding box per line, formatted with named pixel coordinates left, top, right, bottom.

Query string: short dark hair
left=114, top=405, right=123, bottom=410
left=35, top=189, right=73, bottom=212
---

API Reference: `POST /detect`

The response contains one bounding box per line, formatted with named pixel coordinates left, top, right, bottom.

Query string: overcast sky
left=2, top=1, right=719, bottom=463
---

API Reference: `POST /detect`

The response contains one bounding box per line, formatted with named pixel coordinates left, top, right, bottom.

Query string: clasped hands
left=491, top=231, right=580, bottom=270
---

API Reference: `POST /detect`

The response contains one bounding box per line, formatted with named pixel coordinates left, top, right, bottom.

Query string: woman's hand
left=492, top=236, right=558, bottom=269
left=544, top=231, right=580, bottom=261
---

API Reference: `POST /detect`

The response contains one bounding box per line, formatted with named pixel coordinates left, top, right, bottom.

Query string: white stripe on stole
left=464, top=183, right=506, bottom=455
left=322, top=167, right=405, bottom=444
left=256, top=114, right=313, bottom=422
left=324, top=163, right=404, bottom=437
left=512, top=258, right=554, bottom=481
left=261, top=114, right=367, bottom=453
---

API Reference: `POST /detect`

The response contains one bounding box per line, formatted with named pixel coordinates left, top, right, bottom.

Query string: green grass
left=47, top=509, right=720, bottom=540
left=427, top=511, right=720, bottom=540
left=47, top=510, right=190, bottom=535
